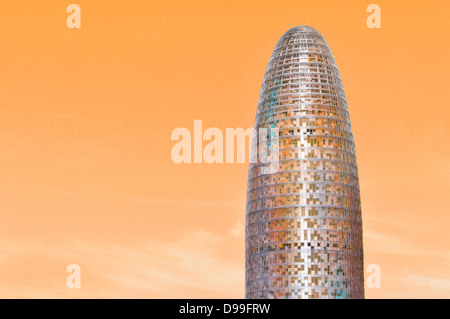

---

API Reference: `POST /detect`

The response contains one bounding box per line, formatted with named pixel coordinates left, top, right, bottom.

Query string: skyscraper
left=245, top=26, right=364, bottom=299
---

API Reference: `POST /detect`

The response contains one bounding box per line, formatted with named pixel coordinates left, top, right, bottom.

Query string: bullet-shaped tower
left=245, top=26, right=364, bottom=299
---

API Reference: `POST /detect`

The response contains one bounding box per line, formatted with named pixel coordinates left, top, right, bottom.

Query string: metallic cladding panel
left=245, top=26, right=364, bottom=299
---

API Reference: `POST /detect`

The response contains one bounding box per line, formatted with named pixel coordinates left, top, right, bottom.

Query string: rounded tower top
left=275, top=25, right=329, bottom=49
left=286, top=25, right=320, bottom=33
left=281, top=25, right=324, bottom=38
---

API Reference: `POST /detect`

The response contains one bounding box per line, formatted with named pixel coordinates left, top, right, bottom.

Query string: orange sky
left=0, top=0, right=449, bottom=298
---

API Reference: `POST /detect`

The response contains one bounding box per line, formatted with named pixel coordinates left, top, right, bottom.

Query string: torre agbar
left=245, top=26, right=364, bottom=299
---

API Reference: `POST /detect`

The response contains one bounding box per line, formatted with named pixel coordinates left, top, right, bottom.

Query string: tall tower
left=245, top=26, right=364, bottom=299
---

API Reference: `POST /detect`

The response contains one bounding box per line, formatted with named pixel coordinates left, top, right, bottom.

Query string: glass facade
left=245, top=26, right=364, bottom=299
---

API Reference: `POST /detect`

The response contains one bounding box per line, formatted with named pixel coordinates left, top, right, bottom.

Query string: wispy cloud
left=405, top=273, right=450, bottom=294
left=0, top=228, right=245, bottom=298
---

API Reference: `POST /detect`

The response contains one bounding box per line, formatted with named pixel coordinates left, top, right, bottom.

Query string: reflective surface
left=245, top=26, right=364, bottom=299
